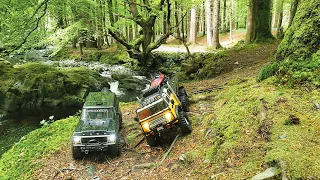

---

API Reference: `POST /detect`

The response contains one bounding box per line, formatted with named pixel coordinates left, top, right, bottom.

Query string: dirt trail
left=34, top=41, right=279, bottom=180
left=153, top=30, right=246, bottom=53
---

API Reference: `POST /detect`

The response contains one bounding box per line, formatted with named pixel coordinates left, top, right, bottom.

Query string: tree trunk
left=163, top=13, right=167, bottom=35
left=175, top=1, right=181, bottom=38
left=202, top=1, right=206, bottom=35
left=255, top=0, right=274, bottom=42
left=245, top=0, right=257, bottom=43
left=222, top=0, right=227, bottom=32
left=205, top=0, right=212, bottom=46
left=287, top=0, right=299, bottom=29
left=212, top=0, right=221, bottom=49
left=276, top=0, right=283, bottom=39
left=181, top=5, right=185, bottom=39
left=272, top=0, right=279, bottom=28
left=229, top=0, right=234, bottom=41
left=188, top=5, right=196, bottom=44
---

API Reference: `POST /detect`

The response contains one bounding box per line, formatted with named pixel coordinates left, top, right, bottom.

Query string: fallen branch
left=157, top=134, right=180, bottom=168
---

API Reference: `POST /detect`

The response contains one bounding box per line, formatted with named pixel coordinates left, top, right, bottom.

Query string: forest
left=0, top=0, right=319, bottom=179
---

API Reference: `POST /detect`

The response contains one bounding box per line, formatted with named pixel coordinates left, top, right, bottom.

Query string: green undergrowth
left=0, top=116, right=79, bottom=179
left=190, top=78, right=320, bottom=178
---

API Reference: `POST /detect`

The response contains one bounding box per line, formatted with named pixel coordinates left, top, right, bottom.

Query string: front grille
left=150, top=116, right=166, bottom=129
left=81, top=137, right=108, bottom=144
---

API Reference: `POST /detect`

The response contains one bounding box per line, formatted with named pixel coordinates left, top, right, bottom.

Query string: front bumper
left=144, top=119, right=178, bottom=136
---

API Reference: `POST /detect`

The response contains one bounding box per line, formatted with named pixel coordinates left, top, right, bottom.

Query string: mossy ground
left=0, top=116, right=79, bottom=180
left=1, top=77, right=318, bottom=179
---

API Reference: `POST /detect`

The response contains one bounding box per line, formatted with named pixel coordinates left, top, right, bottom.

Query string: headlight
left=165, top=112, right=174, bottom=122
left=73, top=136, right=81, bottom=144
left=108, top=134, right=116, bottom=143
left=142, top=122, right=150, bottom=132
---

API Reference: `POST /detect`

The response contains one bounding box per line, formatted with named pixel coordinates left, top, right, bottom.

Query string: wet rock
left=251, top=167, right=280, bottom=180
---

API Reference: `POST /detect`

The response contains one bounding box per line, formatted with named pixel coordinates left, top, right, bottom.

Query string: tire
left=178, top=110, right=192, bottom=134
left=178, top=87, right=190, bottom=112
left=109, top=134, right=121, bottom=157
left=145, top=134, right=159, bottom=147
left=72, top=145, right=84, bottom=160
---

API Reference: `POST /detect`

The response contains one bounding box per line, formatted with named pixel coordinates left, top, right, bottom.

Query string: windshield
left=137, top=99, right=168, bottom=120
left=81, top=108, right=114, bottom=121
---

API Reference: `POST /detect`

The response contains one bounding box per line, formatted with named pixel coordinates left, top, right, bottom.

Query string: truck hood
left=75, top=119, right=115, bottom=132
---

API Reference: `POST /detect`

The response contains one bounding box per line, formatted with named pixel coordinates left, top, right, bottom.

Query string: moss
left=0, top=116, right=78, bottom=179
left=196, top=78, right=320, bottom=178
left=0, top=63, right=110, bottom=113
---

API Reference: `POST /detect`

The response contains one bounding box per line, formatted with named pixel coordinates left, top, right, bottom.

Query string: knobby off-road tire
left=109, top=134, right=121, bottom=157
left=178, top=110, right=192, bottom=134
left=178, top=87, right=190, bottom=112
left=72, top=145, right=84, bottom=160
left=145, top=134, right=159, bottom=147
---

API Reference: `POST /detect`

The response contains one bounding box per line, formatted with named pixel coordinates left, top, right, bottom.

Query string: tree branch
left=9, top=1, right=48, bottom=53
left=108, top=29, right=134, bottom=50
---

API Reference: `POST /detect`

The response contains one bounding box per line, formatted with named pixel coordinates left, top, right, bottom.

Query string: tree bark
left=245, top=0, right=257, bottom=43
left=229, top=0, right=234, bottom=41
left=272, top=0, right=279, bottom=28
left=202, top=1, right=206, bottom=35
left=188, top=5, right=197, bottom=44
left=276, top=0, right=283, bottom=39
left=287, top=0, right=299, bottom=29
left=212, top=0, right=221, bottom=49
left=174, top=1, right=181, bottom=38
left=222, top=0, right=227, bottom=32
left=255, top=0, right=274, bottom=42
left=205, top=0, right=212, bottom=46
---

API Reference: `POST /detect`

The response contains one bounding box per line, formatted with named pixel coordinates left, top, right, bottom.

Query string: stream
left=1, top=47, right=148, bottom=157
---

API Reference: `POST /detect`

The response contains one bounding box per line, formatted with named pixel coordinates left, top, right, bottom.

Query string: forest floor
left=33, top=38, right=288, bottom=179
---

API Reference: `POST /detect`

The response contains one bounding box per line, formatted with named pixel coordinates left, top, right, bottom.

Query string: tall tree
left=188, top=3, right=197, bottom=44
left=275, top=0, right=284, bottom=38
left=245, top=0, right=257, bottom=43
left=212, top=0, right=221, bottom=49
left=205, top=0, right=213, bottom=46
left=221, top=0, right=227, bottom=32
left=255, top=0, right=274, bottom=42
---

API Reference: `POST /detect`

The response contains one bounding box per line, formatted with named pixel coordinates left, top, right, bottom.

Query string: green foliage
left=0, top=117, right=78, bottom=179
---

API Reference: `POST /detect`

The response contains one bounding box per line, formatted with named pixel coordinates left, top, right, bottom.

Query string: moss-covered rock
left=258, top=0, right=320, bottom=87
left=0, top=63, right=110, bottom=114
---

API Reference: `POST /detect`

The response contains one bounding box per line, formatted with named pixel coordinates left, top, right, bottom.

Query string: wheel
left=178, top=110, right=192, bottom=134
left=178, top=87, right=190, bottom=112
left=72, top=145, right=84, bottom=160
left=145, top=134, right=159, bottom=147
left=109, top=134, right=121, bottom=157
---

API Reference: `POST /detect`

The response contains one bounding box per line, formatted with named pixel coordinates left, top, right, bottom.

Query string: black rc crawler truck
left=71, top=91, right=122, bottom=159
left=135, top=74, right=192, bottom=146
